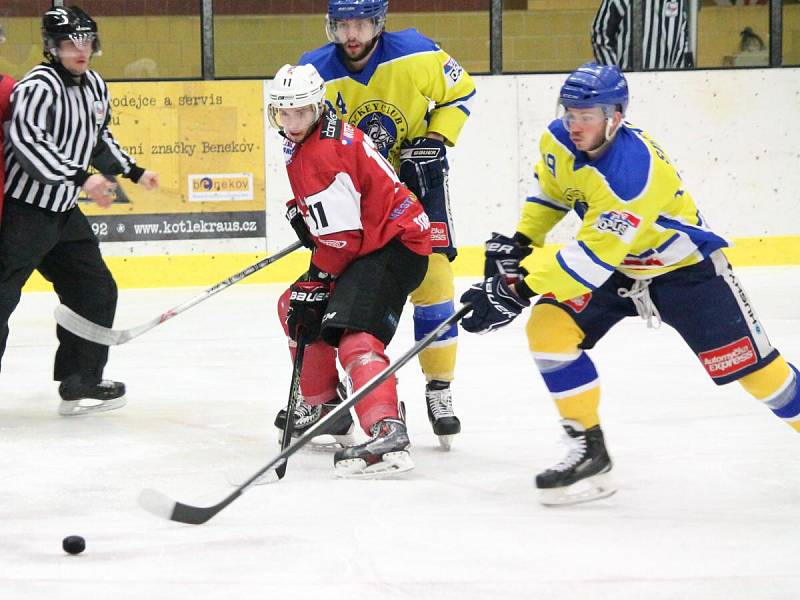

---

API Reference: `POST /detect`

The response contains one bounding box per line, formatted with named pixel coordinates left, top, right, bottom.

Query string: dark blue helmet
left=42, top=5, right=100, bottom=60
left=559, top=62, right=629, bottom=116
left=328, top=0, right=389, bottom=20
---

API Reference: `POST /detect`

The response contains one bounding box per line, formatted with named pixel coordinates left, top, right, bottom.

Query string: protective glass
left=325, top=16, right=384, bottom=44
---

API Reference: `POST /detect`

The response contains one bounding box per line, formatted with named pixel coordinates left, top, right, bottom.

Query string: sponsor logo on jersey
left=699, top=337, right=757, bottom=379
left=389, top=196, right=414, bottom=220
left=430, top=222, right=449, bottom=246
left=319, top=114, right=343, bottom=140
left=543, top=292, right=592, bottom=313
left=188, top=173, right=253, bottom=201
left=621, top=256, right=665, bottom=267
left=443, top=57, right=464, bottom=88
left=596, top=210, right=642, bottom=243
left=283, top=138, right=296, bottom=164
left=319, top=238, right=347, bottom=249
left=349, top=100, right=408, bottom=160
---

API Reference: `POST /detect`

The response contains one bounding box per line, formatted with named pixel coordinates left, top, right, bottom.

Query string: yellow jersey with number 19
left=299, top=29, right=476, bottom=170
left=517, top=119, right=730, bottom=302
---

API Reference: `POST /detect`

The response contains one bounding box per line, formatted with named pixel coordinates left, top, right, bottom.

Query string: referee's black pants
left=0, top=198, right=118, bottom=381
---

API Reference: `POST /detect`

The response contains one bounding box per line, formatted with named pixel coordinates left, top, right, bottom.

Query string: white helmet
left=267, top=64, right=327, bottom=130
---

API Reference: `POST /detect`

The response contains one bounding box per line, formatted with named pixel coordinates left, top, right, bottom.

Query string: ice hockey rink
left=1, top=268, right=798, bottom=600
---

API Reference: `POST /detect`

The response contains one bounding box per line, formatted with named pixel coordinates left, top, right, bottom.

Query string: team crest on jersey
left=596, top=210, right=642, bottom=243
left=349, top=100, right=408, bottom=159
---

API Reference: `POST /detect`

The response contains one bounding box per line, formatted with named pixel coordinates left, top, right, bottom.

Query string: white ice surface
left=1, top=268, right=799, bottom=599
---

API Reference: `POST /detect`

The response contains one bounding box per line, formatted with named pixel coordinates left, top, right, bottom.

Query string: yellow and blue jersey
left=299, top=29, right=476, bottom=169
left=518, top=120, right=729, bottom=301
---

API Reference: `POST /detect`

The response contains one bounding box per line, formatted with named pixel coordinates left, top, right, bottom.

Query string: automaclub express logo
left=188, top=173, right=253, bottom=201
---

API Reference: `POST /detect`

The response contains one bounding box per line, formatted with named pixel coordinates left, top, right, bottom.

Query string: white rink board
left=265, top=69, right=800, bottom=253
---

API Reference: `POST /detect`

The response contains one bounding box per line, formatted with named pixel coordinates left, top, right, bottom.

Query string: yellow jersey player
left=461, top=63, right=800, bottom=505
left=277, top=0, right=476, bottom=449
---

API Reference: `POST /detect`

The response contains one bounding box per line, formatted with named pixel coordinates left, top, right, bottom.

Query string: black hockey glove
left=460, top=276, right=530, bottom=335
left=286, top=201, right=314, bottom=249
left=286, top=279, right=331, bottom=342
left=399, top=137, right=447, bottom=200
left=484, top=232, right=533, bottom=280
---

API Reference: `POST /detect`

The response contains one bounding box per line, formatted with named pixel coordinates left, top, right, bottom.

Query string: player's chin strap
left=618, top=279, right=662, bottom=329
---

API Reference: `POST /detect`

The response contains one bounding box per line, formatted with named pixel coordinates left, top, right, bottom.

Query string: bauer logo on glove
left=459, top=275, right=530, bottom=335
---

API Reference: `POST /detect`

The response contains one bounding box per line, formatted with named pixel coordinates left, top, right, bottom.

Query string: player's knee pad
left=527, top=302, right=585, bottom=360
left=339, top=331, right=390, bottom=374
left=740, top=357, right=800, bottom=429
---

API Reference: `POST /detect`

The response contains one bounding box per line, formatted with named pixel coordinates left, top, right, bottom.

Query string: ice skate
left=425, top=381, right=461, bottom=450
left=535, top=420, right=616, bottom=506
left=333, top=418, right=414, bottom=478
left=275, top=382, right=356, bottom=449
left=58, top=375, right=127, bottom=416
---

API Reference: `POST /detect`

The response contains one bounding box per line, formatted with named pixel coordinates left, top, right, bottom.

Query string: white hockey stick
left=54, top=241, right=304, bottom=346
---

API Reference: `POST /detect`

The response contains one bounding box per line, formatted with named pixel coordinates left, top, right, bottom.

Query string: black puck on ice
left=62, top=535, right=86, bottom=555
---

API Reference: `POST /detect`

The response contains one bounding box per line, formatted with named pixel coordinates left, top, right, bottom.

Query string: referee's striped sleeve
left=591, top=0, right=628, bottom=69
left=87, top=73, right=139, bottom=178
left=9, top=78, right=89, bottom=186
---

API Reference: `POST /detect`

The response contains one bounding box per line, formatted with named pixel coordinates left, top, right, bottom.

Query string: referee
left=0, top=6, right=159, bottom=416
left=591, top=0, right=693, bottom=70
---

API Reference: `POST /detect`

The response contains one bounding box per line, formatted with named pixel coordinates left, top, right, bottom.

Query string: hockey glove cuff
left=460, top=276, right=530, bottom=335
left=399, top=137, right=447, bottom=200
left=483, top=232, right=533, bottom=280
left=286, top=201, right=314, bottom=249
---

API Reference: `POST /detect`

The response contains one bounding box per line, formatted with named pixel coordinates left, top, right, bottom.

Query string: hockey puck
left=62, top=535, right=86, bottom=555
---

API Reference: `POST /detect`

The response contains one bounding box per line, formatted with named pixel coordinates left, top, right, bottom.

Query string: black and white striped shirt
left=592, top=0, right=691, bottom=70
left=4, top=62, right=141, bottom=212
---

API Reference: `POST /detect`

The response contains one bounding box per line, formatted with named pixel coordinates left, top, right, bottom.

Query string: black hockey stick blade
left=137, top=303, right=473, bottom=525
left=275, top=337, right=307, bottom=480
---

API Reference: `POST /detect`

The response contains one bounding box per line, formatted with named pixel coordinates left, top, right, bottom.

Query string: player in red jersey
left=269, top=63, right=431, bottom=477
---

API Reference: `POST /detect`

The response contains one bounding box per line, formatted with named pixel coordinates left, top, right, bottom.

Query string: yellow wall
left=214, top=11, right=490, bottom=77
left=5, top=7, right=798, bottom=80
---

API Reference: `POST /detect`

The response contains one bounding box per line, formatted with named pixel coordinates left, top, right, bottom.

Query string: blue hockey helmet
left=559, top=62, right=629, bottom=116
left=327, top=0, right=389, bottom=20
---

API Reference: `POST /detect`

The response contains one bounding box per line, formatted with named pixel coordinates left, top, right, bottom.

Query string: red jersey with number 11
left=284, top=113, right=431, bottom=277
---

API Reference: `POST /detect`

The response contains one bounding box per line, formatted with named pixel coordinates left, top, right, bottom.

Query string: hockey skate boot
left=535, top=420, right=616, bottom=506
left=275, top=383, right=356, bottom=448
left=425, top=381, right=461, bottom=450
left=58, top=374, right=127, bottom=416
left=333, top=418, right=414, bottom=478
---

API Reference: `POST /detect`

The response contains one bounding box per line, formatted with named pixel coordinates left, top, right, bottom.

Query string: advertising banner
left=80, top=80, right=266, bottom=243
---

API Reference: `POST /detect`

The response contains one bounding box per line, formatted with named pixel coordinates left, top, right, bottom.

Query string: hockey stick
left=138, top=302, right=473, bottom=525
left=275, top=334, right=308, bottom=480
left=54, top=240, right=304, bottom=345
